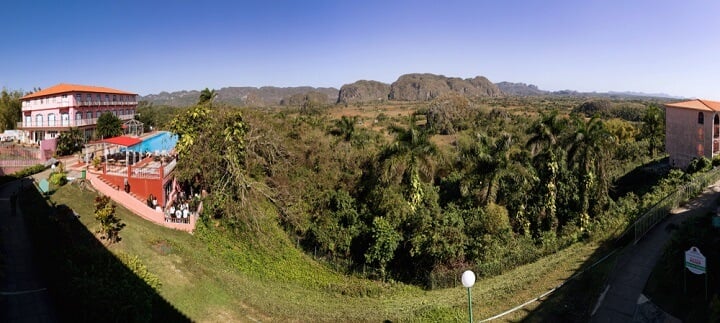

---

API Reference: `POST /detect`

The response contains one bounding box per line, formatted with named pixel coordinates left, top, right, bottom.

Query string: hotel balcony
left=21, top=100, right=138, bottom=109
left=78, top=101, right=138, bottom=106
left=18, top=114, right=135, bottom=129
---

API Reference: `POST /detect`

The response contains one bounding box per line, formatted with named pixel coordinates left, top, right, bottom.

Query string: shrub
left=49, top=172, right=67, bottom=186
left=481, top=203, right=511, bottom=235
left=12, top=164, right=46, bottom=178
left=713, top=155, right=720, bottom=167
left=687, top=157, right=712, bottom=174
left=117, top=252, right=161, bottom=289
left=94, top=195, right=125, bottom=243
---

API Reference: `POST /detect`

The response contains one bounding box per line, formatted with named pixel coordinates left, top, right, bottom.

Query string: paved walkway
left=591, top=181, right=720, bottom=322
left=0, top=178, right=57, bottom=322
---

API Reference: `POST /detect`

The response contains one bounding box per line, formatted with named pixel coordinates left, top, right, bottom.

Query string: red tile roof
left=102, top=136, right=142, bottom=147
left=665, top=99, right=720, bottom=112
left=21, top=83, right=136, bottom=100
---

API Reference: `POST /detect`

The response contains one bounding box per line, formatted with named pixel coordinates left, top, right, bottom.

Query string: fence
left=633, top=167, right=720, bottom=243
left=0, top=159, right=40, bottom=167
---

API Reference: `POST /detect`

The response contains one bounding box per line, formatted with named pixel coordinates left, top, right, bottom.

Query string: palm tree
left=379, top=116, right=439, bottom=211
left=198, top=88, right=217, bottom=105
left=526, top=110, right=567, bottom=231
left=461, top=132, right=522, bottom=206
left=331, top=116, right=357, bottom=142
left=567, top=115, right=615, bottom=226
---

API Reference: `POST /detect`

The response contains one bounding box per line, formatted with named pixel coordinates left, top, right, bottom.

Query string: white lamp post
left=461, top=270, right=476, bottom=323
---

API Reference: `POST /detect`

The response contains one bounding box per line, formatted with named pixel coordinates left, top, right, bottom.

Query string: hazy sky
left=2, top=0, right=719, bottom=98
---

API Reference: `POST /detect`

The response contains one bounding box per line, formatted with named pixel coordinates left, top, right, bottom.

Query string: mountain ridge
left=139, top=74, right=684, bottom=106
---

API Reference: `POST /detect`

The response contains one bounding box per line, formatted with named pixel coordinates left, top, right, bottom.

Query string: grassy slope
left=49, top=183, right=603, bottom=322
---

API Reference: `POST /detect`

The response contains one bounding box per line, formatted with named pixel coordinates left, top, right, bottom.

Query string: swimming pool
left=129, top=131, right=178, bottom=153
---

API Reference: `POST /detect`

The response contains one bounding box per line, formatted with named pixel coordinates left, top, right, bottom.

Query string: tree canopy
left=165, top=95, right=672, bottom=288
left=96, top=112, right=122, bottom=139
left=0, top=89, right=22, bottom=131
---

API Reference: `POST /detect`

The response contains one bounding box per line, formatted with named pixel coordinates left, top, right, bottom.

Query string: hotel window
left=62, top=94, right=67, bottom=98
left=699, top=112, right=705, bottom=124
left=48, top=113, right=56, bottom=126
left=75, top=94, right=82, bottom=102
left=86, top=111, right=92, bottom=119
left=61, top=113, right=69, bottom=126
left=96, top=111, right=101, bottom=118
left=105, top=94, right=110, bottom=101
left=86, top=94, right=92, bottom=101
left=113, top=95, right=117, bottom=102
left=96, top=94, right=101, bottom=101
left=36, top=114, right=43, bottom=126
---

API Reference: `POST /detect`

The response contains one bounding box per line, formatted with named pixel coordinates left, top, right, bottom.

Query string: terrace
left=81, top=133, right=196, bottom=230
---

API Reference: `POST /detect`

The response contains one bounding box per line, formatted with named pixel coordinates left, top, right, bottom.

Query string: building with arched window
left=665, top=99, right=720, bottom=168
left=18, top=83, right=137, bottom=144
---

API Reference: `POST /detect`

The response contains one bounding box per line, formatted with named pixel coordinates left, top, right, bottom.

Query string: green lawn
left=27, top=183, right=610, bottom=321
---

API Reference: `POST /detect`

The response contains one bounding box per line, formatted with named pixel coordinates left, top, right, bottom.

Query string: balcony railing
left=17, top=114, right=135, bottom=129
left=79, top=101, right=137, bottom=106
left=23, top=101, right=137, bottom=109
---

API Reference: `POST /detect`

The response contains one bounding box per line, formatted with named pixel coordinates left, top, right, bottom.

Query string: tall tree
left=95, top=112, right=122, bottom=138
left=639, top=105, right=665, bottom=158
left=526, top=110, right=567, bottom=232
left=567, top=115, right=615, bottom=227
left=0, top=89, right=22, bottom=131
left=198, top=88, right=216, bottom=105
left=168, top=104, right=210, bottom=157
left=55, top=128, right=85, bottom=156
left=463, top=132, right=521, bottom=206
left=379, top=117, right=439, bottom=211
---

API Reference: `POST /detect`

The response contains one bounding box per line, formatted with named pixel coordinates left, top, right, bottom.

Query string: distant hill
left=388, top=73, right=502, bottom=101
left=337, top=80, right=390, bottom=104
left=280, top=91, right=330, bottom=106
left=495, top=82, right=547, bottom=96
left=140, top=74, right=684, bottom=107
left=606, top=91, right=684, bottom=100
left=142, top=86, right=338, bottom=107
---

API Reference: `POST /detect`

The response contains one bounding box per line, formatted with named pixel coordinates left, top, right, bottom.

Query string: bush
left=481, top=203, right=511, bottom=235
left=687, top=157, right=712, bottom=174
left=49, top=172, right=67, bottom=186
left=713, top=155, right=720, bottom=167
left=12, top=164, right=46, bottom=178
left=117, top=252, right=161, bottom=289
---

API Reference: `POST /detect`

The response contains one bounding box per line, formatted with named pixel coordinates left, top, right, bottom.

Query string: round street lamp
left=461, top=270, right=476, bottom=323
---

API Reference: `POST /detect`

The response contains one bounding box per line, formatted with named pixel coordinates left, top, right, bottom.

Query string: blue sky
left=2, top=0, right=719, bottom=98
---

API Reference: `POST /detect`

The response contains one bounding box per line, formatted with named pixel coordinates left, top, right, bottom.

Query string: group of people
left=165, top=195, right=195, bottom=224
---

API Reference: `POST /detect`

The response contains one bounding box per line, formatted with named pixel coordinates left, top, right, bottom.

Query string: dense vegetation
left=167, top=94, right=669, bottom=287
left=0, top=89, right=22, bottom=132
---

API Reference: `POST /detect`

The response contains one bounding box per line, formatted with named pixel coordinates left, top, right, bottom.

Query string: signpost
left=684, top=246, right=707, bottom=299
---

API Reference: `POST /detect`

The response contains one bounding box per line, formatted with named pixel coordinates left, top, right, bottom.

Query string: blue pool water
left=129, top=131, right=178, bottom=153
